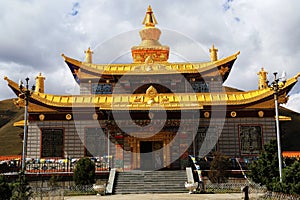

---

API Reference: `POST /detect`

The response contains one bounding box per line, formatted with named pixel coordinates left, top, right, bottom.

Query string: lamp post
left=19, top=77, right=35, bottom=172
left=269, top=72, right=285, bottom=183
left=107, top=111, right=111, bottom=171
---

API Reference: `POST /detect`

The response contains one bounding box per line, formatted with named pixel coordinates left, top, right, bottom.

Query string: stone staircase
left=113, top=170, right=187, bottom=194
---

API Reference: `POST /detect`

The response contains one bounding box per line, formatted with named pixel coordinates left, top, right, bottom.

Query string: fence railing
left=262, top=191, right=300, bottom=200
left=204, top=182, right=267, bottom=194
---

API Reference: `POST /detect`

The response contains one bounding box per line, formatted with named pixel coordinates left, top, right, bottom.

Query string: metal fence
left=30, top=185, right=97, bottom=200
left=261, top=191, right=300, bottom=200
left=28, top=183, right=300, bottom=199
left=204, top=182, right=267, bottom=193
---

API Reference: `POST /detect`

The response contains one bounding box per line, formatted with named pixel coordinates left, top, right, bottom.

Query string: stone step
left=113, top=170, right=187, bottom=194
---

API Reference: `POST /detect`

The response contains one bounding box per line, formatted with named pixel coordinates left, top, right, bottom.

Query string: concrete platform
left=64, top=193, right=264, bottom=200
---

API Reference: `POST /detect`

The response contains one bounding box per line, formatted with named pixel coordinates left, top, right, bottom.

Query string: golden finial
left=142, top=5, right=158, bottom=27
left=209, top=44, right=218, bottom=61
left=84, top=47, right=93, bottom=63
left=35, top=72, right=45, bottom=93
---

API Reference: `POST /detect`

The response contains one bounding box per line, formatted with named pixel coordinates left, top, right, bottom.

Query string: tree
left=73, top=157, right=96, bottom=185
left=277, top=160, right=300, bottom=195
left=248, top=140, right=279, bottom=190
left=0, top=175, right=13, bottom=200
left=11, top=171, right=32, bottom=200
left=208, top=152, right=231, bottom=183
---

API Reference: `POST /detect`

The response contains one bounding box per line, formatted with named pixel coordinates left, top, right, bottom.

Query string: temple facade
left=5, top=6, right=299, bottom=170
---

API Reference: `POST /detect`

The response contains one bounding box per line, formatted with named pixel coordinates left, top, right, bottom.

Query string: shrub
left=0, top=175, right=13, bottom=200
left=11, top=171, right=32, bottom=200
left=73, top=157, right=95, bottom=185
left=208, top=152, right=230, bottom=183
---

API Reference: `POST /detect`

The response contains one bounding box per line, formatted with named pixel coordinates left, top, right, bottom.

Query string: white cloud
left=1, top=0, right=300, bottom=113
left=285, top=93, right=300, bottom=113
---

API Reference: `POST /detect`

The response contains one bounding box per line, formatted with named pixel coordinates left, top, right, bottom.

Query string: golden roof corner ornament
left=142, top=5, right=158, bottom=27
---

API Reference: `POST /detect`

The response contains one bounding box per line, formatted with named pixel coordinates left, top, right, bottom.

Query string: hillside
left=0, top=99, right=23, bottom=155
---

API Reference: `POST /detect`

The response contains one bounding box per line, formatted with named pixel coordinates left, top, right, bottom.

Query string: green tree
left=278, top=160, right=300, bottom=194
left=0, top=175, right=13, bottom=200
left=249, top=140, right=279, bottom=190
left=73, top=157, right=96, bottom=185
left=208, top=152, right=231, bottom=183
left=11, top=171, right=32, bottom=200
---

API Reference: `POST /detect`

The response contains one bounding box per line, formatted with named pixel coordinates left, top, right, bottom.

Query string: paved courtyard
left=64, top=193, right=263, bottom=200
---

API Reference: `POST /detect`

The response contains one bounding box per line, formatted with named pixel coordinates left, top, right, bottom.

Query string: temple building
left=5, top=6, right=299, bottom=170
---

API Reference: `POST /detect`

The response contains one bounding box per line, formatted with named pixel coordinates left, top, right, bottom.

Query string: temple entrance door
left=140, top=141, right=163, bottom=170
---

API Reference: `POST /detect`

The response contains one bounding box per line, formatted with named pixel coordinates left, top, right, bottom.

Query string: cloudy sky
left=1, top=0, right=300, bottom=112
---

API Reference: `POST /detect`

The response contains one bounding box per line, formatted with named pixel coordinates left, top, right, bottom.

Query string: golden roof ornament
left=146, top=85, right=157, bottom=104
left=209, top=44, right=218, bottom=61
left=131, top=5, right=170, bottom=63
left=257, top=67, right=268, bottom=90
left=84, top=47, right=93, bottom=63
left=35, top=72, right=45, bottom=93
left=142, top=5, right=158, bottom=27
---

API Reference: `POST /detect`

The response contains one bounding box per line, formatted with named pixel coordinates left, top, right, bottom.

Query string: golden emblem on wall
left=39, top=114, right=45, bottom=121
left=230, top=111, right=237, bottom=118
left=204, top=112, right=210, bottom=118
left=146, top=85, right=157, bottom=104
left=66, top=114, right=72, bottom=120
left=258, top=111, right=264, bottom=118
left=92, top=113, right=98, bottom=120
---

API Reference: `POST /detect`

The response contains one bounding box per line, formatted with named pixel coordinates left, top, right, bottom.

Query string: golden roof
left=4, top=73, right=300, bottom=111
left=62, top=51, right=240, bottom=76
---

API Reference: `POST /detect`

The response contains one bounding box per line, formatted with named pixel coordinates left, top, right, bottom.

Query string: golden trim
left=278, top=115, right=292, bottom=121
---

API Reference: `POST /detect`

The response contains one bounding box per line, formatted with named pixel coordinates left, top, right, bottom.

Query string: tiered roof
left=4, top=73, right=299, bottom=111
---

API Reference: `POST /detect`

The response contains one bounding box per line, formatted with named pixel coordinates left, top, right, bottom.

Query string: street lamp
left=19, top=77, right=35, bottom=172
left=269, top=72, right=286, bottom=183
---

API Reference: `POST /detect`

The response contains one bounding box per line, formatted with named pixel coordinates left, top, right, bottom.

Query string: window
left=85, top=128, right=107, bottom=157
left=91, top=83, right=112, bottom=94
left=41, top=129, right=64, bottom=158
left=191, top=82, right=209, bottom=93
left=194, top=127, right=218, bottom=156
left=239, top=125, right=262, bottom=155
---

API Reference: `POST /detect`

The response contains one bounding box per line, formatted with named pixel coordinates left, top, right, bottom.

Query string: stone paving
left=64, top=193, right=264, bottom=200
